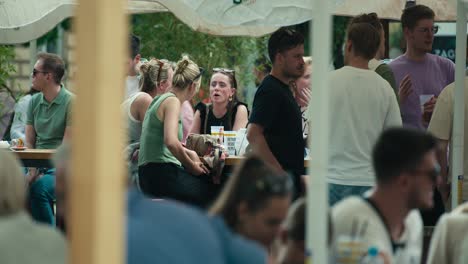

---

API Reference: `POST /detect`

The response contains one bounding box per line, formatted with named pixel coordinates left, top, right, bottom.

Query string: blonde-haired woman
left=0, top=150, right=66, bottom=264
left=122, top=58, right=173, bottom=144
left=138, top=56, right=215, bottom=207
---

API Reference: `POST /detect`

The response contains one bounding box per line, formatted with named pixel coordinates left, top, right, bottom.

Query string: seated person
left=190, top=68, right=248, bottom=134
left=54, top=144, right=266, bottom=264
left=26, top=52, right=73, bottom=225
left=209, top=155, right=292, bottom=250
left=426, top=202, right=468, bottom=264
left=138, top=56, right=216, bottom=207
left=276, top=198, right=306, bottom=264
left=10, top=86, right=40, bottom=141
left=332, top=128, right=438, bottom=263
left=0, top=150, right=66, bottom=264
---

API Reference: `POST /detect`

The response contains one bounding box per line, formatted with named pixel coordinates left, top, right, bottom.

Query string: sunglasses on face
left=412, top=163, right=441, bottom=183
left=414, top=25, right=439, bottom=34
left=32, top=69, right=49, bottom=77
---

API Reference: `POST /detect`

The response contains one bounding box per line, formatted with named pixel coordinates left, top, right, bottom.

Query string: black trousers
left=138, top=162, right=217, bottom=208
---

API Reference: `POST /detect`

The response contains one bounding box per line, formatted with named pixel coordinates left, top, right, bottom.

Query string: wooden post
left=70, top=0, right=127, bottom=263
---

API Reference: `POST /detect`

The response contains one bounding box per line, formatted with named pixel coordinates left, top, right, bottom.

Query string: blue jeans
left=328, top=183, right=371, bottom=207
left=29, top=169, right=56, bottom=225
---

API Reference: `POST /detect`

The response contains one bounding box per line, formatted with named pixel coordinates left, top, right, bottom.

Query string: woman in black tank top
left=190, top=68, right=249, bottom=134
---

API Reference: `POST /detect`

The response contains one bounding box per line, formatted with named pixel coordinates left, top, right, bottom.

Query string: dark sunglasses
left=155, top=59, right=165, bottom=83
left=32, top=69, right=49, bottom=77
left=412, top=164, right=440, bottom=182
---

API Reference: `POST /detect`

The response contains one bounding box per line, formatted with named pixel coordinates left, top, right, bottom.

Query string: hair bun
left=175, top=58, right=190, bottom=75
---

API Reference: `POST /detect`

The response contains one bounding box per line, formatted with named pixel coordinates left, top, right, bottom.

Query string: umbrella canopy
left=334, top=0, right=457, bottom=21
left=0, top=0, right=317, bottom=44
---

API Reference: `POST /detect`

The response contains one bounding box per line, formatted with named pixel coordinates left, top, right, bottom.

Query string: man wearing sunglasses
left=25, top=52, right=73, bottom=225
left=389, top=4, right=454, bottom=227
left=247, top=28, right=305, bottom=198
left=332, top=128, right=439, bottom=264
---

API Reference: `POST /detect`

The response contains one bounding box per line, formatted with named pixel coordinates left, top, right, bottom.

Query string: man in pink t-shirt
left=389, top=5, right=454, bottom=131
left=389, top=4, right=454, bottom=226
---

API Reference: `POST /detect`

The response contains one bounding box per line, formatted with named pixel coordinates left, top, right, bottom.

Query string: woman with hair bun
left=122, top=58, right=173, bottom=144
left=138, top=56, right=216, bottom=207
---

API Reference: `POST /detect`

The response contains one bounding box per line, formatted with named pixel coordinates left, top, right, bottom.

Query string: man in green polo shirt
left=25, top=52, right=73, bottom=225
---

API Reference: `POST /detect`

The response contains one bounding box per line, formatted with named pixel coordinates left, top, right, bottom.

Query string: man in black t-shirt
left=247, top=28, right=306, bottom=196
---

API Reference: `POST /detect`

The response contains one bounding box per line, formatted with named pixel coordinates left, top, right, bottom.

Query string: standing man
left=327, top=22, right=401, bottom=205
left=126, top=34, right=141, bottom=99
left=247, top=28, right=305, bottom=197
left=332, top=128, right=438, bottom=263
left=389, top=5, right=454, bottom=128
left=389, top=4, right=454, bottom=225
left=26, top=52, right=73, bottom=224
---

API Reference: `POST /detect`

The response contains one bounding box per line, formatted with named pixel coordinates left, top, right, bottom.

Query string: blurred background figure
left=210, top=155, right=293, bottom=249
left=10, top=86, right=40, bottom=142
left=0, top=150, right=66, bottom=264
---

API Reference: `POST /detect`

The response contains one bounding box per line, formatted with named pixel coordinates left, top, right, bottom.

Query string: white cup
left=419, top=94, right=434, bottom=111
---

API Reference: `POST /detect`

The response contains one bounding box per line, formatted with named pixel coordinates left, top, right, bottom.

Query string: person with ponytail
left=190, top=68, right=248, bottom=134
left=122, top=58, right=173, bottom=144
left=138, top=56, right=216, bottom=207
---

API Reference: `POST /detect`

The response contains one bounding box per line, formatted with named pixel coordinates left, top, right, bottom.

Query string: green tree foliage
left=132, top=13, right=268, bottom=103
left=0, top=45, right=15, bottom=94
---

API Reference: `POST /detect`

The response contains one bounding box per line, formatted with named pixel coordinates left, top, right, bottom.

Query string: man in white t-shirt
left=332, top=128, right=438, bottom=263
left=126, top=34, right=141, bottom=99
left=327, top=22, right=402, bottom=205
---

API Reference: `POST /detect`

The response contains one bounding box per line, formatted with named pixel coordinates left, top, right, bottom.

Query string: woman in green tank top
left=138, top=56, right=216, bottom=207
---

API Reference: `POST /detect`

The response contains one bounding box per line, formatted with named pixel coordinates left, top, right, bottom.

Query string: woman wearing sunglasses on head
left=190, top=68, right=249, bottom=135
left=138, top=56, right=216, bottom=207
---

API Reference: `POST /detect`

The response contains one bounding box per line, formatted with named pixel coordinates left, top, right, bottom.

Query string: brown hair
left=209, top=155, right=293, bottom=230
left=401, top=5, right=435, bottom=30
left=346, top=23, right=381, bottom=60
left=349, top=13, right=383, bottom=32
left=283, top=198, right=305, bottom=241
left=36, top=52, right=65, bottom=85
left=139, top=59, right=171, bottom=93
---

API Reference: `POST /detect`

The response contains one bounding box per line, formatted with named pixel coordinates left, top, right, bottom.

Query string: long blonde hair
left=0, top=150, right=26, bottom=216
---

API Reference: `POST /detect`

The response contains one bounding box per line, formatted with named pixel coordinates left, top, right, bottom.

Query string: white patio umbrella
left=334, top=0, right=456, bottom=21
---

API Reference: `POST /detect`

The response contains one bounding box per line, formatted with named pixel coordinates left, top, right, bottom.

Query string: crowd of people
left=2, top=3, right=468, bottom=264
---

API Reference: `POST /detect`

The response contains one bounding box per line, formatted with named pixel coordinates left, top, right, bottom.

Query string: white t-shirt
left=10, top=94, right=32, bottom=141
left=121, top=92, right=145, bottom=143
left=332, top=196, right=423, bottom=264
left=426, top=203, right=468, bottom=264
left=126, top=75, right=139, bottom=99
left=327, top=66, right=402, bottom=186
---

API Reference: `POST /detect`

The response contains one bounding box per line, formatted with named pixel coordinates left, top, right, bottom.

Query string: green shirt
left=375, top=63, right=399, bottom=101
left=138, top=93, right=183, bottom=167
left=26, top=86, right=73, bottom=149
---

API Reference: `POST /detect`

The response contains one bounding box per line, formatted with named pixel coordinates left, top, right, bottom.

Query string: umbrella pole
left=307, top=1, right=332, bottom=263
left=451, top=0, right=466, bottom=209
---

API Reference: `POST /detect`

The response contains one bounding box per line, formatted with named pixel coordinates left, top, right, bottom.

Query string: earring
left=229, top=95, right=233, bottom=102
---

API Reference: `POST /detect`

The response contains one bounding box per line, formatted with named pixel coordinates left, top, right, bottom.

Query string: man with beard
left=247, top=28, right=306, bottom=198
left=327, top=23, right=401, bottom=205
left=332, top=128, right=437, bottom=264
left=389, top=4, right=454, bottom=226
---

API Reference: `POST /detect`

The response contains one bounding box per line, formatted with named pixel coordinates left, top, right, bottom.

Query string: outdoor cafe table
left=9, top=148, right=55, bottom=167
left=9, top=149, right=310, bottom=170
